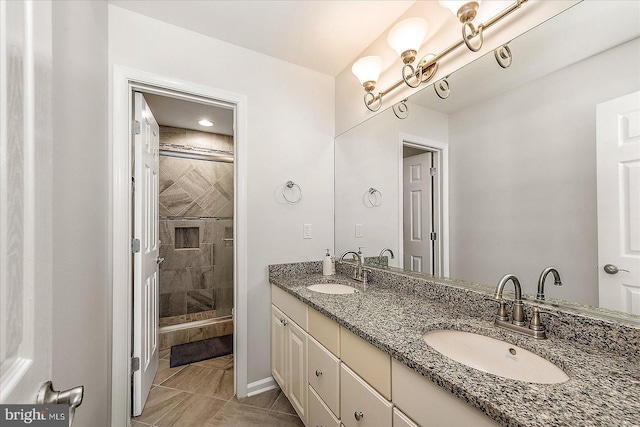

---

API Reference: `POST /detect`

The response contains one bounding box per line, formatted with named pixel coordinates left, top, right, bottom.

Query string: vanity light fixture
left=353, top=0, right=526, bottom=112
left=198, top=119, right=214, bottom=127
left=351, top=56, right=384, bottom=110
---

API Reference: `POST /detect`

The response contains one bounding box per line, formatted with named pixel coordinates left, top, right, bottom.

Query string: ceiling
left=142, top=92, right=235, bottom=135
left=108, top=0, right=416, bottom=76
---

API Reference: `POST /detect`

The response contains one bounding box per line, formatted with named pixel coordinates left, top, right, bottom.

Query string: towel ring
left=366, top=188, right=383, bottom=207
left=283, top=181, right=302, bottom=204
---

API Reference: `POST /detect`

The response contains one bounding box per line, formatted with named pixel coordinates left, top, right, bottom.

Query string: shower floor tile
left=132, top=353, right=302, bottom=427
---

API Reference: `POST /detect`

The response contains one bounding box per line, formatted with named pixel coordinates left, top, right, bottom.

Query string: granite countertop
left=270, top=271, right=640, bottom=427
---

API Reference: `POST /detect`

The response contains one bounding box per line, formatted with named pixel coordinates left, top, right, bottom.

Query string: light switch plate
left=355, top=224, right=363, bottom=238
left=303, top=224, right=312, bottom=239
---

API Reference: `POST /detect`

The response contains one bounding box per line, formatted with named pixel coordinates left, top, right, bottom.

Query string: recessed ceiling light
left=198, top=119, right=214, bottom=127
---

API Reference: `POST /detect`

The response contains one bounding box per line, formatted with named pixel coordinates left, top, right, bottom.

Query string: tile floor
left=132, top=350, right=304, bottom=427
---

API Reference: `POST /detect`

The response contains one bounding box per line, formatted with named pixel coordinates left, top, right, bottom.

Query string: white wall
left=448, top=38, right=640, bottom=305
left=335, top=103, right=447, bottom=262
left=52, top=1, right=110, bottom=426
left=335, top=0, right=579, bottom=135
left=108, top=5, right=335, bottom=385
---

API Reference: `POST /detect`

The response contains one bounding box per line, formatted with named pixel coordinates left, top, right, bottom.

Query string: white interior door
left=0, top=0, right=53, bottom=404
left=403, top=152, right=433, bottom=273
left=596, top=91, right=640, bottom=314
left=132, top=92, right=160, bottom=416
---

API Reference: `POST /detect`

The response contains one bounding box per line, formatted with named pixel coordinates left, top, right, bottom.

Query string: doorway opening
left=398, top=134, right=449, bottom=276
left=111, top=66, right=248, bottom=427
left=131, top=90, right=236, bottom=417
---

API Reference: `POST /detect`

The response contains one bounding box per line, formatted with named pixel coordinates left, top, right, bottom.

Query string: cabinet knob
left=280, top=318, right=288, bottom=326
left=315, top=369, right=323, bottom=377
left=354, top=411, right=364, bottom=421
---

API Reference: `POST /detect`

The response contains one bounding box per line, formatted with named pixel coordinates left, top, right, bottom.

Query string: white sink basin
left=307, top=283, right=358, bottom=294
left=423, top=330, right=569, bottom=384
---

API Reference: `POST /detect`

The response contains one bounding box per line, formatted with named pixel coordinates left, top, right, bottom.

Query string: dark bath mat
left=170, top=334, right=233, bottom=368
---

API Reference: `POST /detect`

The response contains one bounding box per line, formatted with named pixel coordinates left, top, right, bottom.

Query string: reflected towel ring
left=283, top=180, right=302, bottom=204
left=367, top=188, right=383, bottom=207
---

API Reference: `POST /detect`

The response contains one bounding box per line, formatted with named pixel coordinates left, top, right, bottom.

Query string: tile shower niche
left=175, top=227, right=199, bottom=249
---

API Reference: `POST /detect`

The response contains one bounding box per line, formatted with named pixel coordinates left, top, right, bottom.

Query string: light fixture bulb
left=387, top=17, right=428, bottom=63
left=439, top=1, right=481, bottom=23
left=351, top=56, right=383, bottom=91
left=198, top=119, right=214, bottom=127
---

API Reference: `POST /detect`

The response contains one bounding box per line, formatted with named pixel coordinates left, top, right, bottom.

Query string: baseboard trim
left=247, top=376, right=279, bottom=397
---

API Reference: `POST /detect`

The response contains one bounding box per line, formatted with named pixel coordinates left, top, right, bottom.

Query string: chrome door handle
left=315, top=369, right=323, bottom=377
left=38, top=381, right=84, bottom=427
left=354, top=411, right=364, bottom=421
left=604, top=264, right=629, bottom=274
left=156, top=257, right=165, bottom=265
left=222, top=238, right=234, bottom=242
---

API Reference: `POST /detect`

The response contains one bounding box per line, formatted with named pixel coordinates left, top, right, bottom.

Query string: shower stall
left=156, top=125, right=234, bottom=350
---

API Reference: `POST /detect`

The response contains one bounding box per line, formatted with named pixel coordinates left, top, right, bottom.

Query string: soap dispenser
left=323, top=249, right=334, bottom=276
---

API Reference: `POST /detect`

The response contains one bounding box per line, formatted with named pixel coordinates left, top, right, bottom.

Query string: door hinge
left=132, top=120, right=141, bottom=135
left=430, top=232, right=437, bottom=241
left=429, top=167, right=437, bottom=176
left=131, top=357, right=140, bottom=373
left=131, top=238, right=141, bottom=253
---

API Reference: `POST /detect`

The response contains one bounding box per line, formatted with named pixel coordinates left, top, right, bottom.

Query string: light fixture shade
left=351, top=56, right=383, bottom=86
left=198, top=119, right=214, bottom=127
left=439, top=1, right=482, bottom=20
left=387, top=17, right=428, bottom=58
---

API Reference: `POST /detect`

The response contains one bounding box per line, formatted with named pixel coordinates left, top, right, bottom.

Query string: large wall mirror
left=335, top=1, right=640, bottom=322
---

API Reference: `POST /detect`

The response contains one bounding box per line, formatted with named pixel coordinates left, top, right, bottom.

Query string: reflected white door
left=403, top=152, right=433, bottom=273
left=0, top=1, right=53, bottom=403
left=132, top=92, right=160, bottom=415
left=596, top=91, right=640, bottom=314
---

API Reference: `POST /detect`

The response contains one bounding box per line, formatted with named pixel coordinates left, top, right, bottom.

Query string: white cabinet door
left=288, top=318, right=308, bottom=423
left=309, top=385, right=340, bottom=427
left=596, top=91, right=640, bottom=314
left=271, top=305, right=288, bottom=392
left=393, top=408, right=419, bottom=427
left=308, top=336, right=340, bottom=417
left=392, top=360, right=498, bottom=427
left=340, top=363, right=392, bottom=427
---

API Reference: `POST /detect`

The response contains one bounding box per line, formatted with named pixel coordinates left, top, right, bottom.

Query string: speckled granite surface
left=269, top=262, right=640, bottom=427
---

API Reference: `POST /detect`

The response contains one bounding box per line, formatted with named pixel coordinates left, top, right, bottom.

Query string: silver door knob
left=37, top=381, right=84, bottom=427
left=156, top=257, right=165, bottom=265
left=354, top=411, right=364, bottom=421
left=604, top=264, right=629, bottom=274
left=315, top=369, right=323, bottom=377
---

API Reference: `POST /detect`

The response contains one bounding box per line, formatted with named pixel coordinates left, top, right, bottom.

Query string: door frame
left=110, top=66, right=248, bottom=426
left=397, top=133, right=449, bottom=276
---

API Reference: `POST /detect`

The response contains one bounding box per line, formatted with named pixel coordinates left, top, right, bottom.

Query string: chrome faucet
left=339, top=250, right=369, bottom=283
left=536, top=267, right=562, bottom=300
left=378, top=248, right=395, bottom=267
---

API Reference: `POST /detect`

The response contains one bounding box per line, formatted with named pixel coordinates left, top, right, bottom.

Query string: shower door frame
left=110, top=66, right=248, bottom=427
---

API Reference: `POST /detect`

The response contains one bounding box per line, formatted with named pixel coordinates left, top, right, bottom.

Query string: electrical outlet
left=355, top=224, right=363, bottom=238
left=303, top=224, right=312, bottom=239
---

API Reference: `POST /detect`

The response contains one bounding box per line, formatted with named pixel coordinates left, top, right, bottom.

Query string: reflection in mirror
left=335, top=1, right=640, bottom=322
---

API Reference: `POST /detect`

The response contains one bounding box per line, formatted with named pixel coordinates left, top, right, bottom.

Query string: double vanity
left=269, top=261, right=640, bottom=427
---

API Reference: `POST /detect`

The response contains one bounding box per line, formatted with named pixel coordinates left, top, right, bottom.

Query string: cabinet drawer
left=308, top=336, right=340, bottom=417
left=340, top=363, right=392, bottom=427
left=340, top=327, right=391, bottom=400
left=393, top=408, right=419, bottom=427
left=272, top=285, right=308, bottom=331
left=391, top=360, right=499, bottom=427
left=309, top=308, right=340, bottom=357
left=308, top=385, right=340, bottom=427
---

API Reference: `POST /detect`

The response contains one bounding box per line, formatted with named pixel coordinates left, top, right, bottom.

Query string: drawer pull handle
left=354, top=411, right=364, bottom=421
left=315, top=370, right=323, bottom=377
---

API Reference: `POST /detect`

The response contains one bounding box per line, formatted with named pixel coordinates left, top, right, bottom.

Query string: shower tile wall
left=158, top=126, right=234, bottom=319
